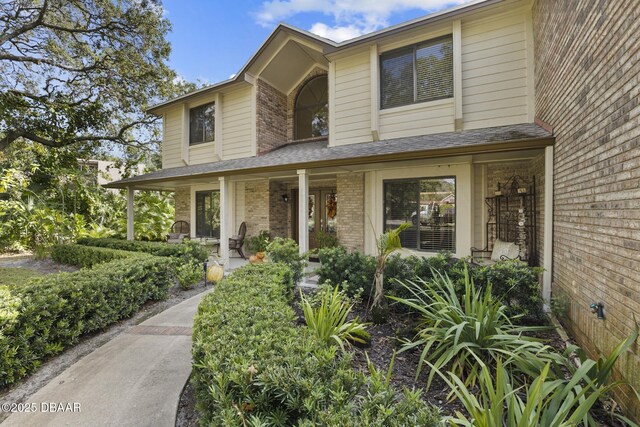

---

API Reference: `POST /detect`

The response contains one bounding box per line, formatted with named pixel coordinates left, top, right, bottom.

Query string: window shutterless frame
left=380, top=34, right=453, bottom=110
left=189, top=102, right=215, bottom=146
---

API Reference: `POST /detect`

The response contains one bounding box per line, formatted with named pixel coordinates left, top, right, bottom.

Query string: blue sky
left=162, top=0, right=478, bottom=85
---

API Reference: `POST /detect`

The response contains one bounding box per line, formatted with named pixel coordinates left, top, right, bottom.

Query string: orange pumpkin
left=256, top=251, right=266, bottom=260
left=249, top=255, right=258, bottom=263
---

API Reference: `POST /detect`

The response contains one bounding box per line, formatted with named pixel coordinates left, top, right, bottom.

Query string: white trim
left=126, top=187, right=134, bottom=241
left=328, top=61, right=336, bottom=147
left=219, top=177, right=231, bottom=265
left=543, top=146, right=554, bottom=304
left=370, top=44, right=380, bottom=140
left=181, top=105, right=189, bottom=165
left=297, top=169, right=309, bottom=255
left=453, top=19, right=463, bottom=129
left=214, top=92, right=223, bottom=159
left=285, top=63, right=328, bottom=96
left=524, top=9, right=535, bottom=122
left=249, top=74, right=257, bottom=156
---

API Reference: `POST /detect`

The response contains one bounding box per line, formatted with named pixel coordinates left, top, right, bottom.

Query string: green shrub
left=51, top=244, right=134, bottom=268
left=245, top=229, right=271, bottom=253
left=0, top=255, right=173, bottom=387
left=176, top=260, right=202, bottom=290
left=192, top=263, right=441, bottom=426
left=76, top=237, right=209, bottom=263
left=266, top=237, right=307, bottom=285
left=301, top=285, right=369, bottom=351
left=317, top=246, right=376, bottom=297
left=390, top=267, right=554, bottom=389
left=475, top=260, right=544, bottom=321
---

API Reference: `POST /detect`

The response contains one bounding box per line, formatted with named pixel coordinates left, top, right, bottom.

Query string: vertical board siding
left=162, top=106, right=184, bottom=168
left=222, top=86, right=253, bottom=159
left=333, top=49, right=372, bottom=146
left=462, top=13, right=529, bottom=129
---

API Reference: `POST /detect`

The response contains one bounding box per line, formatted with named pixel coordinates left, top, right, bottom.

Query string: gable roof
left=105, top=123, right=553, bottom=190
left=148, top=0, right=499, bottom=114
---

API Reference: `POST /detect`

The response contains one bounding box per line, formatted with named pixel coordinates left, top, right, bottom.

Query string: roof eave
left=104, top=135, right=553, bottom=190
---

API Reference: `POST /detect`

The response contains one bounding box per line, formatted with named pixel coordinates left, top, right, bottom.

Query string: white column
left=297, top=169, right=309, bottom=255
left=219, top=176, right=231, bottom=265
left=543, top=146, right=554, bottom=304
left=126, top=186, right=134, bottom=241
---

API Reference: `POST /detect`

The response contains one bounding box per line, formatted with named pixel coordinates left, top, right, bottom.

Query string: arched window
left=295, top=75, right=328, bottom=139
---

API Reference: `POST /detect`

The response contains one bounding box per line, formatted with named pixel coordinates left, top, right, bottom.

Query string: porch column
left=543, top=146, right=554, bottom=305
left=126, top=186, right=134, bottom=241
left=219, top=176, right=231, bottom=266
left=297, top=169, right=309, bottom=255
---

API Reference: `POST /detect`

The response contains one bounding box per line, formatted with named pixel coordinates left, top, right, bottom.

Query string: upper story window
left=189, top=102, right=215, bottom=145
left=295, top=75, right=328, bottom=139
left=380, top=35, right=453, bottom=109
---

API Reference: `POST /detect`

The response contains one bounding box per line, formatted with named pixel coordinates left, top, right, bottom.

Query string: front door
left=292, top=188, right=337, bottom=249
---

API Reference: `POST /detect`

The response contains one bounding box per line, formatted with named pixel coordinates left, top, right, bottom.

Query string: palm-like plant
left=391, top=267, right=555, bottom=389
left=301, top=286, right=370, bottom=351
left=371, top=222, right=411, bottom=323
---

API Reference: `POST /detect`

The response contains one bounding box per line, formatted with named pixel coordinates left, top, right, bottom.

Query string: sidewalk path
left=2, top=289, right=213, bottom=427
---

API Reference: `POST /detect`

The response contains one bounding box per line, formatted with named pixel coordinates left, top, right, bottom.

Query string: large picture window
left=383, top=177, right=456, bottom=252
left=189, top=102, right=215, bottom=145
left=195, top=190, right=220, bottom=238
left=380, top=35, right=453, bottom=109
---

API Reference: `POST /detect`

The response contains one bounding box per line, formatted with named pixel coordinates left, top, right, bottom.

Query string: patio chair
left=167, top=220, right=190, bottom=244
left=229, top=222, right=247, bottom=259
left=470, top=239, right=520, bottom=265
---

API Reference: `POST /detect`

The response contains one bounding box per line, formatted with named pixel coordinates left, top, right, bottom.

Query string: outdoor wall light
left=282, top=194, right=289, bottom=203
left=589, top=302, right=605, bottom=319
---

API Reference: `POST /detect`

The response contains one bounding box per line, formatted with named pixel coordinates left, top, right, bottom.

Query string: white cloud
left=308, top=23, right=366, bottom=42
left=256, top=0, right=478, bottom=42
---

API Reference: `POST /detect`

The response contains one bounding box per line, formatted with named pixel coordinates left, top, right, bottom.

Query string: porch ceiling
left=106, top=123, right=553, bottom=191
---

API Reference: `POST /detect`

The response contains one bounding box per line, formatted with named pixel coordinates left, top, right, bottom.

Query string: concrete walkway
left=2, top=289, right=213, bottom=427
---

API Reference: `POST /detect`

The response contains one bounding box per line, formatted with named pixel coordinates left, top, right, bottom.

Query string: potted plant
left=246, top=230, right=271, bottom=263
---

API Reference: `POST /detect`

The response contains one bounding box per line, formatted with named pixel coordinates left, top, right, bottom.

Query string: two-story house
left=106, top=0, right=640, bottom=417
left=110, top=0, right=553, bottom=289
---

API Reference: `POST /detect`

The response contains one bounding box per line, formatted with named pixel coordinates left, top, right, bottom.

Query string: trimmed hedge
left=192, top=263, right=441, bottom=426
left=0, top=255, right=173, bottom=387
left=76, top=237, right=209, bottom=263
left=318, top=248, right=544, bottom=321
left=51, top=244, right=135, bottom=268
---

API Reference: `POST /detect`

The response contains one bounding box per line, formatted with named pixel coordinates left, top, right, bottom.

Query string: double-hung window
left=195, top=190, right=220, bottom=238
left=383, top=177, right=456, bottom=252
left=380, top=35, right=453, bottom=109
left=189, top=102, right=215, bottom=145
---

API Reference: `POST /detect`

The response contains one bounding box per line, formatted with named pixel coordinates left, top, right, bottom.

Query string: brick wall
left=534, top=0, right=640, bottom=417
left=256, top=79, right=287, bottom=155
left=244, top=180, right=270, bottom=239
left=287, top=68, right=328, bottom=141
left=174, top=186, right=190, bottom=225
left=336, top=173, right=364, bottom=252
left=269, top=180, right=290, bottom=238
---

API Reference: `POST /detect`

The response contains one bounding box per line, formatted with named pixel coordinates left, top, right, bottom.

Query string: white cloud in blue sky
left=256, top=0, right=477, bottom=41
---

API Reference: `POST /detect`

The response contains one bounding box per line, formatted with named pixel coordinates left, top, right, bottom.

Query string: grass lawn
left=0, top=266, right=43, bottom=287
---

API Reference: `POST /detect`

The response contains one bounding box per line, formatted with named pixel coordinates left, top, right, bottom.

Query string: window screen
left=189, top=102, right=215, bottom=145
left=195, top=190, right=220, bottom=238
left=383, top=177, right=456, bottom=252
left=380, top=35, right=453, bottom=109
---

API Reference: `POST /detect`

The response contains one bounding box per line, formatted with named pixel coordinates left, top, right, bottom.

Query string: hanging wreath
left=326, top=193, right=337, bottom=219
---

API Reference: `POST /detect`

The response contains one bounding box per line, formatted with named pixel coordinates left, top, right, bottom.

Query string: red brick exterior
left=534, top=0, right=640, bottom=416
left=256, top=79, right=287, bottom=155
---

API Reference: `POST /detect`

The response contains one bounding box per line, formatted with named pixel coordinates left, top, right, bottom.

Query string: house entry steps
left=2, top=289, right=213, bottom=427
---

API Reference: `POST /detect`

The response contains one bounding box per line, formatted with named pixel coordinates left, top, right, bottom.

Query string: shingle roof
left=105, top=123, right=553, bottom=189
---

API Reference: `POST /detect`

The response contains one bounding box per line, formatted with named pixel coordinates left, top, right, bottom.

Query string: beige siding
left=189, top=143, right=217, bottom=165
left=162, top=106, right=184, bottom=169
left=222, top=86, right=253, bottom=160
left=461, top=12, right=529, bottom=129
left=333, top=49, right=372, bottom=146
left=379, top=100, right=455, bottom=139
